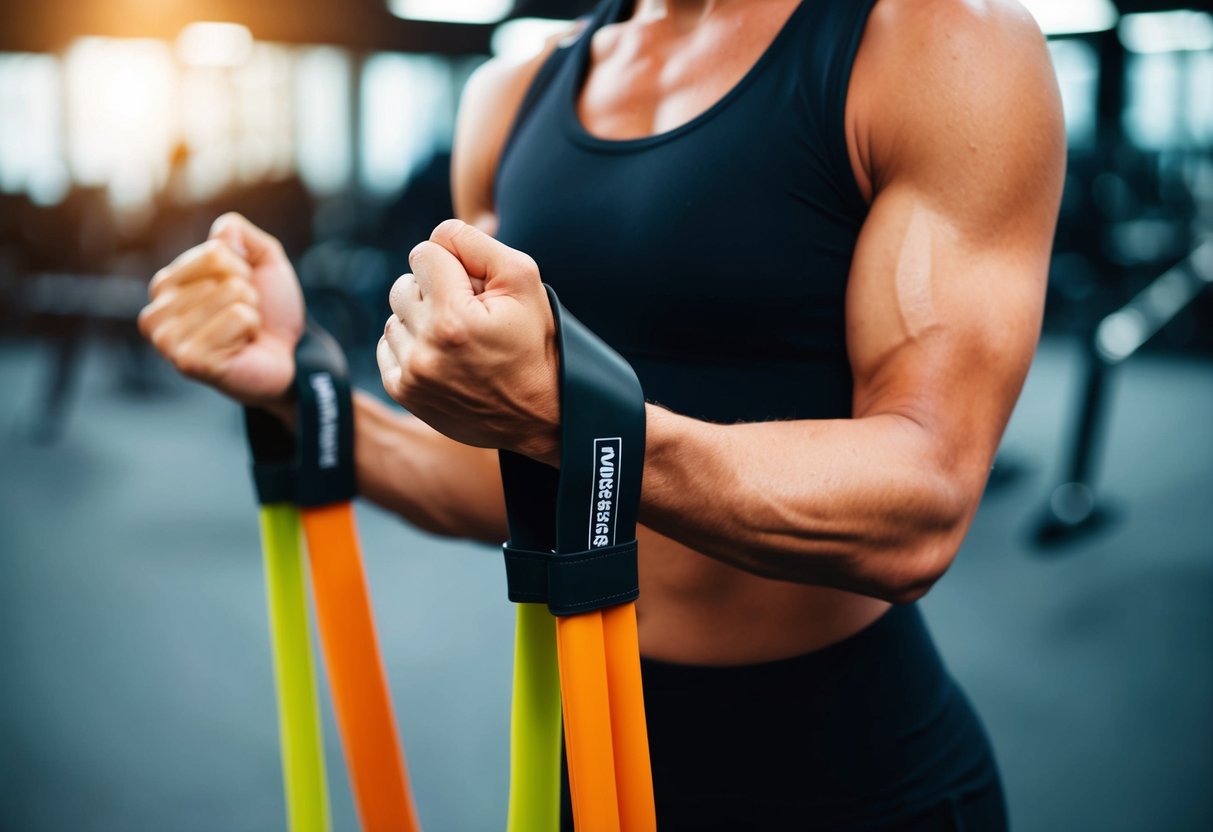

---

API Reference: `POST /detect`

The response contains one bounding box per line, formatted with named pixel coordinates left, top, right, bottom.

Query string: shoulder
left=858, top=0, right=1044, bottom=63
left=849, top=0, right=1064, bottom=223
left=452, top=22, right=587, bottom=232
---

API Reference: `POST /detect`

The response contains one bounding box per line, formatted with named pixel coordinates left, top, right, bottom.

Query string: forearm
left=264, top=390, right=507, bottom=541
left=639, top=405, right=979, bottom=603
left=353, top=393, right=508, bottom=543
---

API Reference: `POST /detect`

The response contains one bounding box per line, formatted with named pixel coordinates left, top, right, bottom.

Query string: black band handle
left=244, top=321, right=357, bottom=507
left=501, top=285, right=646, bottom=616
left=244, top=407, right=296, bottom=504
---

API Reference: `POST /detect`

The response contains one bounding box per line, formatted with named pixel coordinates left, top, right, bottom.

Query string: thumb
left=427, top=219, right=541, bottom=294
left=209, top=212, right=282, bottom=267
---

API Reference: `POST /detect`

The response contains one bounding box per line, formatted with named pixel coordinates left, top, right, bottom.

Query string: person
left=139, top=0, right=1065, bottom=827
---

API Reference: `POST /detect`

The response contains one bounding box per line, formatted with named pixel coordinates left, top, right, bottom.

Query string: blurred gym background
left=0, top=0, right=1210, bottom=829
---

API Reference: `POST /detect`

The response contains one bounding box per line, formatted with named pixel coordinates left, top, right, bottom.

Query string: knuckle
left=136, top=305, right=154, bottom=338
left=509, top=250, right=538, bottom=275
left=405, top=345, right=439, bottom=383
left=220, top=275, right=252, bottom=304
left=383, top=368, right=406, bottom=402
left=210, top=211, right=244, bottom=235
left=408, top=240, right=435, bottom=270
left=149, top=321, right=176, bottom=355
left=241, top=280, right=260, bottom=307
left=174, top=344, right=206, bottom=379
left=149, top=267, right=170, bottom=298
left=430, top=218, right=465, bottom=243
left=388, top=274, right=415, bottom=310
left=229, top=302, right=261, bottom=332
left=198, top=239, right=226, bottom=271
left=430, top=314, right=467, bottom=348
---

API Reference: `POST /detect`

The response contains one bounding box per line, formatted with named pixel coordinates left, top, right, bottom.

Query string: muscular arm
left=370, top=0, right=1062, bottom=604
left=349, top=31, right=578, bottom=541
left=349, top=394, right=506, bottom=540
left=634, top=0, right=1065, bottom=602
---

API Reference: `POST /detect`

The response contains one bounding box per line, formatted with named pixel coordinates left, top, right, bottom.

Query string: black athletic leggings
left=560, top=604, right=1007, bottom=830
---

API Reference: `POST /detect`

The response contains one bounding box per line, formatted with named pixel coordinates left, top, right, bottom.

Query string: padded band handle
left=244, top=321, right=357, bottom=507
left=500, top=285, right=646, bottom=616
left=293, top=324, right=356, bottom=507
left=245, top=408, right=296, bottom=504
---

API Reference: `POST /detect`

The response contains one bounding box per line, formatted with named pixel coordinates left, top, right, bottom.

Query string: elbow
left=882, top=545, right=949, bottom=604
left=877, top=532, right=960, bottom=605
left=874, top=483, right=972, bottom=605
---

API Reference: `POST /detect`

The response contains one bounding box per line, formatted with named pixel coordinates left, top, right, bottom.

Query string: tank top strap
left=785, top=0, right=881, bottom=217
left=497, top=0, right=623, bottom=175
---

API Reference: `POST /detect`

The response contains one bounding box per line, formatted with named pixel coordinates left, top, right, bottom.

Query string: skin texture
left=141, top=0, right=1065, bottom=665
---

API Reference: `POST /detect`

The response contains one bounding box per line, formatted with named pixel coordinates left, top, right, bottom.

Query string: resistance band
left=246, top=406, right=331, bottom=832
left=255, top=498, right=331, bottom=832
left=245, top=325, right=419, bottom=832
left=500, top=286, right=657, bottom=832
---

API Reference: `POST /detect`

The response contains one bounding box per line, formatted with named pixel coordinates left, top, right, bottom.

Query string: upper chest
left=576, top=0, right=804, bottom=141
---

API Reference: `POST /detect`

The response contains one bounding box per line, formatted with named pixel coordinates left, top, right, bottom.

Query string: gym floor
left=0, top=334, right=1209, bottom=832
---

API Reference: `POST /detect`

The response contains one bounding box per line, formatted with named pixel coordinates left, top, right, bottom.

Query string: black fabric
left=501, top=545, right=552, bottom=604
left=244, top=407, right=296, bottom=504
left=292, top=324, right=356, bottom=507
left=560, top=605, right=1007, bottom=831
left=545, top=540, right=639, bottom=615
left=495, top=0, right=879, bottom=424
left=500, top=287, right=645, bottom=615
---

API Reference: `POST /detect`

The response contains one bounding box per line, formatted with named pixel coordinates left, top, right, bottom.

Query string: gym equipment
left=244, top=324, right=420, bottom=832
left=500, top=285, right=657, bottom=832
left=1033, top=237, right=1213, bottom=546
left=243, top=292, right=656, bottom=830
left=247, top=428, right=331, bottom=832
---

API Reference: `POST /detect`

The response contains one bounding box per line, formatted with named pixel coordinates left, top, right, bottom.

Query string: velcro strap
left=503, top=545, right=552, bottom=604
left=547, top=541, right=639, bottom=617
left=503, top=542, right=640, bottom=614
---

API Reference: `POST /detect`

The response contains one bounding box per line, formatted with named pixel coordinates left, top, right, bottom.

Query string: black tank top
left=495, top=0, right=878, bottom=423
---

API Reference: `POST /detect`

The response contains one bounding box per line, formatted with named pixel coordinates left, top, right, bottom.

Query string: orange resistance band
left=556, top=601, right=655, bottom=832
left=557, top=610, right=620, bottom=831
left=300, top=503, right=420, bottom=832
left=602, top=602, right=655, bottom=830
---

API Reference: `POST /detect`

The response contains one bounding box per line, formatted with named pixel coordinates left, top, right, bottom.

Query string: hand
left=378, top=219, right=560, bottom=463
left=138, top=213, right=305, bottom=407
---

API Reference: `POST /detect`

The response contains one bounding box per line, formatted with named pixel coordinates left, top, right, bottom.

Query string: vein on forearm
left=637, top=405, right=969, bottom=601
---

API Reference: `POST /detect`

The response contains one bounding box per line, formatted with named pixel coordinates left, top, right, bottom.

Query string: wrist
left=519, top=424, right=561, bottom=468
left=258, top=390, right=297, bottom=429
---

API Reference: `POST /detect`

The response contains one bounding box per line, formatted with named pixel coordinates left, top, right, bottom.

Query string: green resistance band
left=507, top=602, right=562, bottom=832
left=258, top=503, right=332, bottom=832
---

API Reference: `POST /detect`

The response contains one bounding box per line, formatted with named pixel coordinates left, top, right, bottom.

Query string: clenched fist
left=138, top=213, right=305, bottom=406
left=378, top=219, right=560, bottom=464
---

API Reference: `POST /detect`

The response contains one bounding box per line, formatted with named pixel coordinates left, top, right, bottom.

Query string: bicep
left=846, top=187, right=1049, bottom=491
left=844, top=0, right=1065, bottom=491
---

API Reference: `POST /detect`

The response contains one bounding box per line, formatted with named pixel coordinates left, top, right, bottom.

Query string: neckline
left=564, top=0, right=810, bottom=152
